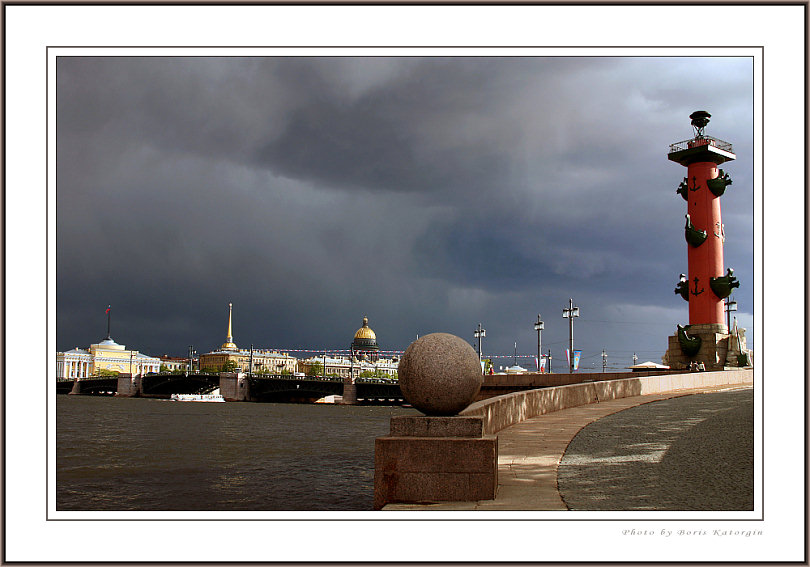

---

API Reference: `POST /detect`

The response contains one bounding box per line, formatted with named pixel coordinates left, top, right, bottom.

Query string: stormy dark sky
left=57, top=56, right=754, bottom=367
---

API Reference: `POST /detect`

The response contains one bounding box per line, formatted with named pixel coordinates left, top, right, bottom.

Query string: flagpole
left=106, top=305, right=111, bottom=339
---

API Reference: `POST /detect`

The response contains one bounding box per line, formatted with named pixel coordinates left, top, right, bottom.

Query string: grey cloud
left=57, top=55, right=755, bottom=360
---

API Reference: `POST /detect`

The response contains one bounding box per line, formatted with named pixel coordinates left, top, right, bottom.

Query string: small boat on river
left=171, top=388, right=225, bottom=402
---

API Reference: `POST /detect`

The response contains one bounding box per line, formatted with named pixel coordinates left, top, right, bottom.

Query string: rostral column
left=667, top=111, right=742, bottom=369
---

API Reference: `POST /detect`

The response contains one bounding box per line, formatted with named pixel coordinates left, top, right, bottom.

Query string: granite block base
left=373, top=416, right=497, bottom=509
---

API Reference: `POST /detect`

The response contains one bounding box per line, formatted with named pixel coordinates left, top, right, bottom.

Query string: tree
left=95, top=368, right=119, bottom=377
left=307, top=361, right=323, bottom=377
left=221, top=360, right=238, bottom=372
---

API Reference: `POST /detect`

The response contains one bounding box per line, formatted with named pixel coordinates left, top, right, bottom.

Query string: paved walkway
left=383, top=384, right=753, bottom=511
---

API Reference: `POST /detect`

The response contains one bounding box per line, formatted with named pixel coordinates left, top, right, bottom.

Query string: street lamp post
left=725, top=297, right=738, bottom=331
left=534, top=314, right=544, bottom=372
left=474, top=323, right=486, bottom=363
left=602, top=349, right=608, bottom=373
left=562, top=298, right=580, bottom=373
left=350, top=346, right=355, bottom=383
left=547, top=349, right=552, bottom=373
left=187, top=345, right=196, bottom=376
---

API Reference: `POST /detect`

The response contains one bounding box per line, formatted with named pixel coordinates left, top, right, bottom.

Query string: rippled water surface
left=57, top=395, right=418, bottom=511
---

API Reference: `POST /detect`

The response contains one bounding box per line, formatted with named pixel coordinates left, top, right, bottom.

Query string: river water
left=56, top=395, right=418, bottom=511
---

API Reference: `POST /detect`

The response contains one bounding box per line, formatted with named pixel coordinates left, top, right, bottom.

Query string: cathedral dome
left=352, top=316, right=379, bottom=351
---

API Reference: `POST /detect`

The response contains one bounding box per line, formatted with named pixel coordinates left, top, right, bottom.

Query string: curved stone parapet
left=460, top=369, right=753, bottom=436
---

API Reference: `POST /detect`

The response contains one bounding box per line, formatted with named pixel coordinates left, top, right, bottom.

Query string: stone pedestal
left=663, top=324, right=740, bottom=371
left=373, top=416, right=497, bottom=509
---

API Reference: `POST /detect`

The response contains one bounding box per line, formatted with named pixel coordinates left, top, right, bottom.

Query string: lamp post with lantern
left=474, top=323, right=486, bottom=364
left=534, top=314, right=544, bottom=372
left=725, top=297, right=737, bottom=331
left=562, top=299, right=580, bottom=373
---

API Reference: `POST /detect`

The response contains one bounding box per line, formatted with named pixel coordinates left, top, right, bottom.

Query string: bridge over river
left=58, top=368, right=690, bottom=404
left=58, top=373, right=405, bottom=404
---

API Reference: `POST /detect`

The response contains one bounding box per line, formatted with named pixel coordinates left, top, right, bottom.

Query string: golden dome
left=354, top=316, right=376, bottom=341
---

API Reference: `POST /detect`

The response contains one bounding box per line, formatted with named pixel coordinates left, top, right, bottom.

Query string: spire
left=227, top=302, right=233, bottom=343
left=220, top=302, right=238, bottom=351
left=105, top=305, right=112, bottom=340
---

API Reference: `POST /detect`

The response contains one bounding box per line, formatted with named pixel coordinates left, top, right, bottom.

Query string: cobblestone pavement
left=557, top=388, right=753, bottom=511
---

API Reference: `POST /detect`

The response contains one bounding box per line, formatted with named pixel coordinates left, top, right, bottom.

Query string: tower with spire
left=220, top=302, right=238, bottom=351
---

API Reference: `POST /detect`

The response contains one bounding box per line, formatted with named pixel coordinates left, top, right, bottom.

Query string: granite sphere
left=398, top=333, right=483, bottom=416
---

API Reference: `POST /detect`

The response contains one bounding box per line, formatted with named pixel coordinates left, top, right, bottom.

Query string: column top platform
left=668, top=136, right=736, bottom=166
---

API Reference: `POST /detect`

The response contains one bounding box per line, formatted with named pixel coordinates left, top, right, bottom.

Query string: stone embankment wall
left=462, top=369, right=753, bottom=436
left=476, top=370, right=691, bottom=400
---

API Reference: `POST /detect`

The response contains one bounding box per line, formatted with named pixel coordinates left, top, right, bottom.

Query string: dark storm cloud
left=57, top=55, right=754, bottom=361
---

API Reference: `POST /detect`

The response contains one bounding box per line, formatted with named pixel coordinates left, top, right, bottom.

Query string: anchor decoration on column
left=690, top=276, right=704, bottom=297
left=675, top=176, right=703, bottom=201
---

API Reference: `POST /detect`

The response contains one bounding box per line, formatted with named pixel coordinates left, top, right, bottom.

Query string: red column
left=686, top=161, right=725, bottom=325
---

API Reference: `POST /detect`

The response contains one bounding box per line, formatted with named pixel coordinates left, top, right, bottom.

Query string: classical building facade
left=199, top=348, right=298, bottom=374
left=56, top=337, right=161, bottom=378
left=198, top=302, right=298, bottom=374
left=298, top=354, right=398, bottom=379
left=159, top=355, right=195, bottom=372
